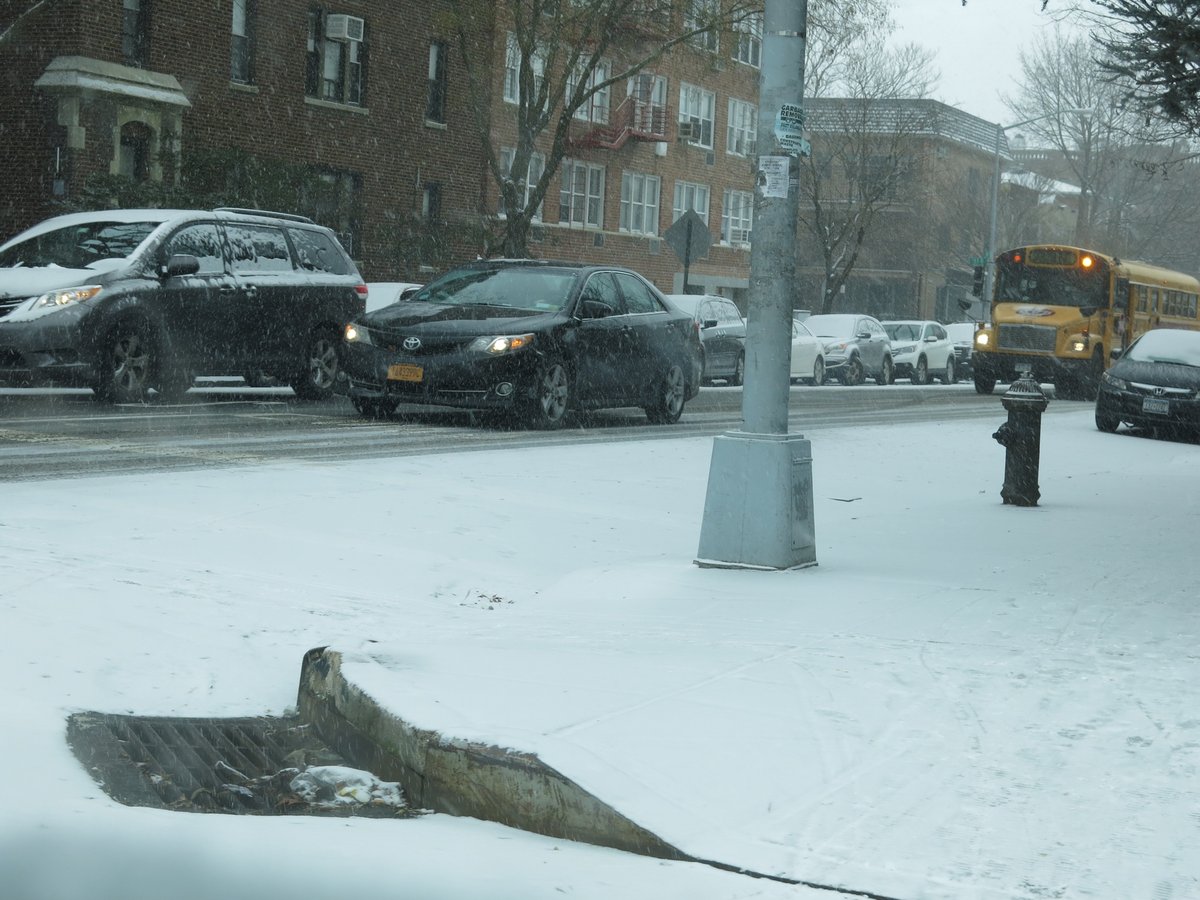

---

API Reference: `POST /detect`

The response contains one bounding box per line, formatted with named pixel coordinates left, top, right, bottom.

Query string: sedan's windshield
left=1126, top=330, right=1200, bottom=367
left=0, top=221, right=159, bottom=269
left=411, top=266, right=577, bottom=312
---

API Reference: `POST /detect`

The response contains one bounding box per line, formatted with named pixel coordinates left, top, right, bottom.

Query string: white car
left=365, top=281, right=423, bottom=312
left=789, top=319, right=826, bottom=385
left=882, top=319, right=957, bottom=385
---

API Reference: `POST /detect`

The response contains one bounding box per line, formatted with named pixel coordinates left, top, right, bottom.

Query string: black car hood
left=1111, top=357, right=1200, bottom=391
left=363, top=302, right=563, bottom=335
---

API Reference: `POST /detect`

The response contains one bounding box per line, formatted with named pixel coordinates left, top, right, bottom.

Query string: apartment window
left=672, top=181, right=710, bottom=224
left=230, top=0, right=256, bottom=84
left=305, top=9, right=367, bottom=106
left=426, top=41, right=448, bottom=123
left=568, top=60, right=611, bottom=124
left=499, top=148, right=546, bottom=221
left=727, top=98, right=757, bottom=157
left=620, top=172, right=661, bottom=236
left=503, top=32, right=546, bottom=105
left=678, top=83, right=715, bottom=148
left=122, top=0, right=150, bottom=67
left=732, top=12, right=762, bottom=67
left=560, top=159, right=605, bottom=228
left=685, top=0, right=719, bottom=52
left=628, top=73, right=667, bottom=132
left=722, top=189, right=753, bottom=246
left=422, top=183, right=442, bottom=223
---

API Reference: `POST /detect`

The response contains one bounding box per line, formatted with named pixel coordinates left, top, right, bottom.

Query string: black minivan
left=0, top=208, right=366, bottom=401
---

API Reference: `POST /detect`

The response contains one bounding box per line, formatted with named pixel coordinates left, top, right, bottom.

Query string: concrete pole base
left=694, top=431, right=817, bottom=571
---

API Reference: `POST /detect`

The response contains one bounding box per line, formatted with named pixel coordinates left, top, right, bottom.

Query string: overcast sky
left=886, top=0, right=1091, bottom=126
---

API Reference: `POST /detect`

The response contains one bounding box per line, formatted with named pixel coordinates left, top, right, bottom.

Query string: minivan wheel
left=95, top=320, right=154, bottom=403
left=645, top=364, right=687, bottom=424
left=291, top=328, right=340, bottom=400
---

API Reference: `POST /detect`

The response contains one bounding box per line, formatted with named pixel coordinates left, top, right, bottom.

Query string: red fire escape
left=569, top=77, right=670, bottom=150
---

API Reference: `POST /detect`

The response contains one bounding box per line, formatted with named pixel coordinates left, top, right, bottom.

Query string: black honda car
left=1095, top=328, right=1200, bottom=437
left=338, top=259, right=703, bottom=428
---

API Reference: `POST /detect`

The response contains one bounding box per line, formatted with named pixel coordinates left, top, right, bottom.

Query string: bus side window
left=1136, top=286, right=1148, bottom=312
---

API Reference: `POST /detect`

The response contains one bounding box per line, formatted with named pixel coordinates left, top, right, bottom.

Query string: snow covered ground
left=1, top=405, right=1197, bottom=899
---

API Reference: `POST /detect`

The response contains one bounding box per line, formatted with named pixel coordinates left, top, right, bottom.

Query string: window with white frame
left=732, top=12, right=762, bottom=67
left=726, top=98, right=757, bottom=157
left=499, top=147, right=546, bottom=221
left=678, top=83, right=715, bottom=148
left=305, top=9, right=367, bottom=106
left=560, top=159, right=605, bottom=228
left=722, top=189, right=753, bottom=246
left=503, top=32, right=546, bottom=105
left=672, top=180, right=710, bottom=225
left=567, top=60, right=611, bottom=123
left=685, top=0, right=719, bottom=52
left=230, top=0, right=256, bottom=83
left=619, top=172, right=661, bottom=236
left=628, top=73, right=666, bottom=132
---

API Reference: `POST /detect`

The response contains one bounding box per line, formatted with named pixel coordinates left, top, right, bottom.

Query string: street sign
left=663, top=209, right=711, bottom=264
left=969, top=256, right=988, bottom=266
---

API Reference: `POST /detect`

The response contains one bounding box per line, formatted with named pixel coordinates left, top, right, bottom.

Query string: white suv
left=882, top=320, right=957, bottom=385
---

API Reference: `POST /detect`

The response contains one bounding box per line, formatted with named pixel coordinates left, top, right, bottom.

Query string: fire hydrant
left=992, top=372, right=1049, bottom=507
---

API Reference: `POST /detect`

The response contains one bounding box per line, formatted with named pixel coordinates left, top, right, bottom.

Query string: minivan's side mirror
left=161, top=254, right=201, bottom=278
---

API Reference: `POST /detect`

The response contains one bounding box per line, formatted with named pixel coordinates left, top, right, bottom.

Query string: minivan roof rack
left=214, top=207, right=315, bottom=224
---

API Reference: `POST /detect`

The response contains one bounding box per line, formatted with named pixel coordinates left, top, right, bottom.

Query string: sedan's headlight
left=1101, top=370, right=1127, bottom=390
left=20, top=285, right=103, bottom=320
left=344, top=322, right=372, bottom=344
left=469, top=333, right=536, bottom=354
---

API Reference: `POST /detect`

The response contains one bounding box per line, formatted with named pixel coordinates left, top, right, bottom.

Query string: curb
left=297, top=646, right=688, bottom=860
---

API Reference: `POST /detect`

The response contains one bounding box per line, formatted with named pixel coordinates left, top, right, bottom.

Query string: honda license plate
left=1142, top=397, right=1169, bottom=415
left=387, top=363, right=424, bottom=383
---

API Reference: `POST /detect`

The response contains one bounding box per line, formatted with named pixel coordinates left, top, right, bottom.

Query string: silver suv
left=803, top=313, right=894, bottom=385
left=0, top=208, right=366, bottom=402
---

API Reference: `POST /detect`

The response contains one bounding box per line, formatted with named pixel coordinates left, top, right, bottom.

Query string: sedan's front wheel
left=523, top=360, right=570, bottom=429
left=645, top=364, right=687, bottom=424
left=811, top=357, right=825, bottom=386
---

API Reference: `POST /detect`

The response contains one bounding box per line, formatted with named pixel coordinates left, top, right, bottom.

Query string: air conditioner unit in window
left=676, top=121, right=697, bottom=141
left=729, top=228, right=752, bottom=246
left=326, top=14, right=365, bottom=42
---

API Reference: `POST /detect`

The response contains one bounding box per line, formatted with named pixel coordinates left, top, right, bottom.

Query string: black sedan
left=338, top=259, right=703, bottom=428
left=1095, top=328, right=1200, bottom=436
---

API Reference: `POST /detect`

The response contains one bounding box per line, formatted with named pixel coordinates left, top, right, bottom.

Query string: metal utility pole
left=695, top=0, right=815, bottom=570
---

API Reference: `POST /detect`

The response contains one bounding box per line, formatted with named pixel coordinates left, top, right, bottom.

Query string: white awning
left=34, top=56, right=191, bottom=108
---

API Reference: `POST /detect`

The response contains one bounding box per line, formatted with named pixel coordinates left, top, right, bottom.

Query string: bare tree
left=1005, top=29, right=1200, bottom=256
left=449, top=0, right=762, bottom=258
left=796, top=42, right=939, bottom=314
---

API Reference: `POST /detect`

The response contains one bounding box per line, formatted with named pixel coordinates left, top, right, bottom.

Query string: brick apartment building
left=0, top=0, right=759, bottom=300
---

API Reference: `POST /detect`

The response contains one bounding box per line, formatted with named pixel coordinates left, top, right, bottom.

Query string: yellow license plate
left=387, top=363, right=424, bottom=383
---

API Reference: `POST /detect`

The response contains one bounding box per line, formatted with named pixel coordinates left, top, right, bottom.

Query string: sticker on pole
left=758, top=156, right=791, bottom=198
left=775, top=104, right=811, bottom=157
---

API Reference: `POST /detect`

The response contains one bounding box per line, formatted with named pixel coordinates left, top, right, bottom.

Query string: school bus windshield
left=995, top=258, right=1108, bottom=310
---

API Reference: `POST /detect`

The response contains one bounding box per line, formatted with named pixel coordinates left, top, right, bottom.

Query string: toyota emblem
left=402, top=336, right=422, bottom=352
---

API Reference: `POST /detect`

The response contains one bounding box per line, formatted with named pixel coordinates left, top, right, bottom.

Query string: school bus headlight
left=975, top=332, right=990, bottom=347
left=1071, top=338, right=1088, bottom=352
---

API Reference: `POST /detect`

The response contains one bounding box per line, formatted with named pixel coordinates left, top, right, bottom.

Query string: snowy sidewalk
left=1, top=406, right=1197, bottom=899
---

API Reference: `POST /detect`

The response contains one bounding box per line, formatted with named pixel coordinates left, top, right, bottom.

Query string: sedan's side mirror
left=161, top=254, right=200, bottom=278
left=1110, top=347, right=1124, bottom=360
left=580, top=299, right=614, bottom=319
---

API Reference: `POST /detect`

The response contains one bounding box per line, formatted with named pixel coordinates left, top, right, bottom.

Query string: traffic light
left=972, top=265, right=985, bottom=297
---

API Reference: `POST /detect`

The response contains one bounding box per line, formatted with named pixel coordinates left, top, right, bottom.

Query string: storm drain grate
left=67, top=712, right=419, bottom=818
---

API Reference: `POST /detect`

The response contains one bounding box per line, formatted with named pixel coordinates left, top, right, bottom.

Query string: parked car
left=882, top=319, right=957, bottom=384
left=0, top=207, right=366, bottom=402
left=339, top=259, right=703, bottom=428
left=366, top=281, right=423, bottom=312
left=790, top=319, right=826, bottom=385
left=1095, top=328, right=1200, bottom=436
left=664, top=293, right=746, bottom=386
left=802, top=313, right=894, bottom=385
left=944, top=322, right=980, bottom=379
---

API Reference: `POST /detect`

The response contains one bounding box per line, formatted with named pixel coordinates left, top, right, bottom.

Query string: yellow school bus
left=972, top=244, right=1200, bottom=399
